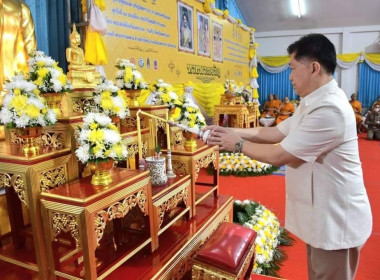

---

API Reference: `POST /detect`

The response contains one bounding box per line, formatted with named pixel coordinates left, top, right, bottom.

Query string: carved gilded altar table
left=40, top=169, right=153, bottom=280
left=0, top=143, right=73, bottom=280
left=163, top=141, right=219, bottom=217
left=214, top=104, right=258, bottom=128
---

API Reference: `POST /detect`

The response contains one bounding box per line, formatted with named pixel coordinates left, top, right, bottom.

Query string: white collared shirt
left=277, top=79, right=372, bottom=250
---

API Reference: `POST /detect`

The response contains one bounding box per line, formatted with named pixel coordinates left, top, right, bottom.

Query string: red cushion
left=195, top=222, right=256, bottom=273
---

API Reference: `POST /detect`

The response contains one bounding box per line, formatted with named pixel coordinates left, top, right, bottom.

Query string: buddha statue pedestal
left=67, top=70, right=100, bottom=89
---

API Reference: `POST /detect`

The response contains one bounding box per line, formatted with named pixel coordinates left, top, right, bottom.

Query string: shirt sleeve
left=279, top=105, right=344, bottom=163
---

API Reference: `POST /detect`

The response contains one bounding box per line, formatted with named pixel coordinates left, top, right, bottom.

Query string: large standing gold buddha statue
left=66, top=24, right=100, bottom=88
left=0, top=0, right=36, bottom=98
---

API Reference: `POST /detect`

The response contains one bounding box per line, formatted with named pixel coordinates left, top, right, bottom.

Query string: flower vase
left=145, top=156, right=168, bottom=186
left=89, top=159, right=114, bottom=186
left=15, top=126, right=43, bottom=156
left=125, top=89, right=140, bottom=106
left=183, top=131, right=198, bottom=152
left=40, top=92, right=63, bottom=116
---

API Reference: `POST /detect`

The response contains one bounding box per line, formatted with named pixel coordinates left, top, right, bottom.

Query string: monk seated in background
left=275, top=96, right=295, bottom=125
left=349, top=93, right=363, bottom=132
left=261, top=93, right=281, bottom=118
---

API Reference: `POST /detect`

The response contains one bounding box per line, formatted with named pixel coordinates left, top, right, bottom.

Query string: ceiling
left=235, top=0, right=380, bottom=33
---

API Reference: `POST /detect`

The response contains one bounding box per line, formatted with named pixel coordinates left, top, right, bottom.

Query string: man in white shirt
left=204, top=33, right=372, bottom=280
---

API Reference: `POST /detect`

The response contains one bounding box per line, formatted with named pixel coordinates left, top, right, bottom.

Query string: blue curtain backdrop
left=257, top=65, right=297, bottom=107
left=358, top=62, right=380, bottom=109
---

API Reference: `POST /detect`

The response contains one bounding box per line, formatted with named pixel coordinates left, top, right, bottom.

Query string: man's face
left=289, top=53, right=313, bottom=97
left=374, top=105, right=380, bottom=112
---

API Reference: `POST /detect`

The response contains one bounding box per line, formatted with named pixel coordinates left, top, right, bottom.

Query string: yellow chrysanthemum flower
left=88, top=129, right=105, bottom=143
left=90, top=122, right=99, bottom=130
left=37, top=61, right=45, bottom=67
left=25, top=104, right=41, bottom=118
left=10, top=95, right=28, bottom=110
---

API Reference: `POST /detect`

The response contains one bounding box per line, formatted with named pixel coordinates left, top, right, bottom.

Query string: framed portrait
left=197, top=12, right=210, bottom=57
left=212, top=21, right=223, bottom=62
left=178, top=2, right=194, bottom=53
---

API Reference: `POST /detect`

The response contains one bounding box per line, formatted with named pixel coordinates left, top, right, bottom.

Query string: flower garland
left=234, top=200, right=293, bottom=277
left=0, top=75, right=57, bottom=128
left=93, top=80, right=130, bottom=119
left=75, top=112, right=127, bottom=164
left=115, top=59, right=148, bottom=90
left=219, top=152, right=278, bottom=176
left=28, top=50, right=72, bottom=93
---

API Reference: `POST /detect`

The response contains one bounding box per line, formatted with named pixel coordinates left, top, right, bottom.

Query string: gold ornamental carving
left=194, top=153, right=217, bottom=180
left=0, top=172, right=27, bottom=206
left=40, top=166, right=67, bottom=192
left=94, top=190, right=147, bottom=246
left=172, top=161, right=187, bottom=175
left=72, top=98, right=96, bottom=113
left=121, top=117, right=147, bottom=129
left=157, top=188, right=188, bottom=228
left=41, top=131, right=65, bottom=149
left=127, top=142, right=147, bottom=159
left=50, top=211, right=80, bottom=246
left=173, top=130, right=184, bottom=146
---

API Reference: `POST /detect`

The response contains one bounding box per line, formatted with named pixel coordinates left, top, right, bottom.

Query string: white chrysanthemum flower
left=75, top=144, right=90, bottom=163
left=94, top=114, right=111, bottom=126
left=78, top=129, right=90, bottom=143
left=46, top=109, right=57, bottom=124
left=104, top=129, right=121, bottom=144
left=0, top=108, right=13, bottom=124
left=2, top=94, right=13, bottom=106
left=15, top=115, right=30, bottom=127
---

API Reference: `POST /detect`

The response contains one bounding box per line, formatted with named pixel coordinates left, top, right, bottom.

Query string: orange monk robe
left=349, top=100, right=363, bottom=124
left=275, top=102, right=295, bottom=125
left=262, top=100, right=281, bottom=118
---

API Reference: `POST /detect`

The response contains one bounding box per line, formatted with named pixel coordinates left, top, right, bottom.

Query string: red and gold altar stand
left=162, top=141, right=219, bottom=217
left=40, top=168, right=153, bottom=279
left=105, top=194, right=234, bottom=280
left=0, top=141, right=73, bottom=280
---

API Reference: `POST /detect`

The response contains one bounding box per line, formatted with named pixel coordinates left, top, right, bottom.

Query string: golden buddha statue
left=0, top=0, right=37, bottom=139
left=66, top=24, right=100, bottom=88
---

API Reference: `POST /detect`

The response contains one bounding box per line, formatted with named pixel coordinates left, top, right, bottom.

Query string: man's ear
left=311, top=62, right=321, bottom=74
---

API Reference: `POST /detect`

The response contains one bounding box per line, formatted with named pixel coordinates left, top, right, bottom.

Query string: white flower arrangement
left=0, top=75, right=57, bottom=128
left=115, top=58, right=148, bottom=90
left=28, top=50, right=72, bottom=93
left=173, top=97, right=206, bottom=130
left=75, top=113, right=128, bottom=164
left=219, top=152, right=278, bottom=176
left=93, top=80, right=130, bottom=119
left=234, top=200, right=293, bottom=277
left=150, top=79, right=179, bottom=109
left=224, top=79, right=243, bottom=95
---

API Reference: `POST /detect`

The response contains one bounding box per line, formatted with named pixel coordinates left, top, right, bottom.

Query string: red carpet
left=218, top=134, right=380, bottom=279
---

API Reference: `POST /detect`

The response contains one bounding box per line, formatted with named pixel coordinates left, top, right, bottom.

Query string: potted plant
left=75, top=112, right=128, bottom=185
left=0, top=74, right=58, bottom=155
left=27, top=50, right=72, bottom=114
left=115, top=59, right=148, bottom=106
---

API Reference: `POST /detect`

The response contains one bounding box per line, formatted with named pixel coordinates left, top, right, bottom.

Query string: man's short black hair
left=287, top=33, right=337, bottom=74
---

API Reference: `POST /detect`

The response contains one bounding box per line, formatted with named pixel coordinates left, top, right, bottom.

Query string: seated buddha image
left=66, top=24, right=100, bottom=87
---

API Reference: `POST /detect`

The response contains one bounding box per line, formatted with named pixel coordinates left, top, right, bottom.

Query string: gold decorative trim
left=156, top=188, right=188, bottom=228
left=50, top=211, right=80, bottom=247
left=153, top=197, right=233, bottom=280
left=194, top=152, right=217, bottom=180
left=172, top=161, right=187, bottom=175
left=173, top=130, right=184, bottom=146
left=41, top=131, right=65, bottom=149
left=94, top=190, right=147, bottom=246
left=0, top=172, right=27, bottom=206
left=40, top=165, right=67, bottom=192
left=0, top=255, right=39, bottom=271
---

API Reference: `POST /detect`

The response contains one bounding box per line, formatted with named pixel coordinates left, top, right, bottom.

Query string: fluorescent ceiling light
left=291, top=0, right=305, bottom=18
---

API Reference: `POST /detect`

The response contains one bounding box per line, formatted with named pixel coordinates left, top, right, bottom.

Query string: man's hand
left=203, top=126, right=241, bottom=151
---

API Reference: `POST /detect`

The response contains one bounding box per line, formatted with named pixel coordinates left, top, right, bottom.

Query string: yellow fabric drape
left=337, top=53, right=361, bottom=63
left=94, top=0, right=106, bottom=11
left=84, top=31, right=108, bottom=65
left=259, top=55, right=290, bottom=67
left=365, top=53, right=380, bottom=64
left=140, top=83, right=225, bottom=116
